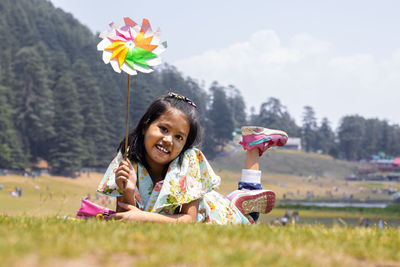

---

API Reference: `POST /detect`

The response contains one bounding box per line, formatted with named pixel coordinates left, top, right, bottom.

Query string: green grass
left=213, top=149, right=356, bottom=178
left=0, top=173, right=112, bottom=216
left=1, top=215, right=399, bottom=267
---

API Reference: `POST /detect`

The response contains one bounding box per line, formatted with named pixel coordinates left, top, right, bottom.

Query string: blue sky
left=50, top=0, right=400, bottom=129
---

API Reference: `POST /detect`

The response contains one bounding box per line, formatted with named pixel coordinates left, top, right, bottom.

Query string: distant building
left=283, top=137, right=302, bottom=151
left=348, top=155, right=400, bottom=181
left=32, top=159, right=50, bottom=176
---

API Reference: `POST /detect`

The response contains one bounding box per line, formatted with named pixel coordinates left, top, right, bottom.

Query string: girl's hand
left=113, top=202, right=143, bottom=221
left=115, top=159, right=137, bottom=192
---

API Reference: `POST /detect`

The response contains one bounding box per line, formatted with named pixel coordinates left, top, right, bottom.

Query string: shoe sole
left=235, top=191, right=276, bottom=214
left=242, top=126, right=288, bottom=139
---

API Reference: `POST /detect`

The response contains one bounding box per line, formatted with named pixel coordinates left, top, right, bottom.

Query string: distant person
left=271, top=218, right=281, bottom=226
left=378, top=219, right=383, bottom=229
left=292, top=211, right=299, bottom=222
left=9, top=188, right=18, bottom=197
left=17, top=187, right=22, bottom=197
left=284, top=210, right=291, bottom=219
left=14, top=187, right=22, bottom=197
left=96, top=93, right=288, bottom=224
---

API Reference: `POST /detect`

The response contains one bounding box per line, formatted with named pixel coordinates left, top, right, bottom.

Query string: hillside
left=210, top=147, right=400, bottom=203
left=213, top=147, right=355, bottom=178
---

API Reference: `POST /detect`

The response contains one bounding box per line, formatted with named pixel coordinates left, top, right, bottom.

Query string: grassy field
left=0, top=173, right=106, bottom=216
left=1, top=149, right=400, bottom=266
left=1, top=216, right=400, bottom=267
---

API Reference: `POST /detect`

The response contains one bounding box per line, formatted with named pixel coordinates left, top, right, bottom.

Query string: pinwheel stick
left=121, top=75, right=131, bottom=190
left=124, top=75, right=131, bottom=160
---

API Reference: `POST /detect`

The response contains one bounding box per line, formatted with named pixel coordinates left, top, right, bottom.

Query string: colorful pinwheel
left=97, top=18, right=167, bottom=162
left=97, top=18, right=167, bottom=75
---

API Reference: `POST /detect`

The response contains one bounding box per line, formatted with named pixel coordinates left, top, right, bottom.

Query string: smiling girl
left=97, top=92, right=288, bottom=224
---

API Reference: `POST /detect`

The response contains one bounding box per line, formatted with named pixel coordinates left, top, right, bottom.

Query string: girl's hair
left=118, top=92, right=201, bottom=170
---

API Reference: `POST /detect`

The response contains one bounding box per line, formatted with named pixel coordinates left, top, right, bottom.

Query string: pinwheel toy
left=97, top=18, right=167, bottom=159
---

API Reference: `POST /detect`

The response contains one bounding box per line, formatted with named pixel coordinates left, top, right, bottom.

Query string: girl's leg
left=238, top=148, right=263, bottom=191
left=245, top=147, right=260, bottom=170
left=239, top=148, right=263, bottom=221
left=228, top=148, right=272, bottom=222
left=228, top=126, right=288, bottom=222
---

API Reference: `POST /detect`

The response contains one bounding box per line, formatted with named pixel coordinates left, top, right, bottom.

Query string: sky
left=50, top=0, right=400, bottom=129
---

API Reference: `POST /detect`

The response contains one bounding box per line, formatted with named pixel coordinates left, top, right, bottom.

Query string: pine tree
left=362, top=119, right=382, bottom=157
left=208, top=82, right=234, bottom=151
left=13, top=45, right=55, bottom=160
left=301, top=106, right=318, bottom=152
left=96, top=67, right=126, bottom=149
left=72, top=60, right=110, bottom=167
left=316, top=118, right=336, bottom=155
left=337, top=115, right=366, bottom=160
left=226, top=85, right=247, bottom=128
left=49, top=71, right=84, bottom=176
left=130, top=72, right=159, bottom=126
left=389, top=125, right=400, bottom=156
left=254, top=97, right=299, bottom=137
left=0, top=84, right=27, bottom=169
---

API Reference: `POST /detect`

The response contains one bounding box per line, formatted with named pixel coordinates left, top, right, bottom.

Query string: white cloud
left=174, top=30, right=400, bottom=129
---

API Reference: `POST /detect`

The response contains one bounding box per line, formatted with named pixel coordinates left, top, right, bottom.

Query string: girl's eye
left=159, top=126, right=168, bottom=132
left=175, top=135, right=183, bottom=141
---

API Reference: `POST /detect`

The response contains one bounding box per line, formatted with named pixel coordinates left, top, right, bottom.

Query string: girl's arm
left=114, top=199, right=200, bottom=223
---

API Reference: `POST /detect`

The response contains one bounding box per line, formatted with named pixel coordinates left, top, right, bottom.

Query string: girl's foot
left=240, top=126, right=288, bottom=156
left=227, top=189, right=276, bottom=215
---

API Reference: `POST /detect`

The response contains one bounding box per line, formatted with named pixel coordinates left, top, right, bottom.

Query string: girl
left=97, top=92, right=288, bottom=224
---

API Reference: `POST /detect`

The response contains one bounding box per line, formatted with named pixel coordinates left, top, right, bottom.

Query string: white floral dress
left=97, top=148, right=250, bottom=224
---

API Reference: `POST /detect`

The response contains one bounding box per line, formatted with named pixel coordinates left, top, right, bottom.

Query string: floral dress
left=97, top=148, right=250, bottom=224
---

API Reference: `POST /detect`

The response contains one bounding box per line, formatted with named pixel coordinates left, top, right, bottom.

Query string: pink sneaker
left=227, top=189, right=276, bottom=215
left=240, top=126, right=288, bottom=156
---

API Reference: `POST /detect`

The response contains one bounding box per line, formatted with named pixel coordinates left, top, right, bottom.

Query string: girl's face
left=143, top=108, right=190, bottom=172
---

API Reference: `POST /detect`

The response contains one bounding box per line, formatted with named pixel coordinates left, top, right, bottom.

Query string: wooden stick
left=124, top=75, right=131, bottom=160
left=121, top=75, right=131, bottom=190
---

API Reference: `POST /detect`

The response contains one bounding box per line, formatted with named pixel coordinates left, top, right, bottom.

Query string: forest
left=1, top=0, right=400, bottom=176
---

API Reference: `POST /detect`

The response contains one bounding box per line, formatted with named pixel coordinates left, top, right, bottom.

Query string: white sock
left=241, top=169, right=261, bottom=184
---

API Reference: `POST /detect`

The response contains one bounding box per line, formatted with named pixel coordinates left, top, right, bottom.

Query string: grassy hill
left=214, top=147, right=355, bottom=178
left=211, top=148, right=400, bottom=203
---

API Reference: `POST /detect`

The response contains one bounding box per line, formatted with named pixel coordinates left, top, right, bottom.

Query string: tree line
left=1, top=0, right=399, bottom=176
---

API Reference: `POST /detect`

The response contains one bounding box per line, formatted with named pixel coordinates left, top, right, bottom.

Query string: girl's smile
left=144, top=108, right=190, bottom=178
